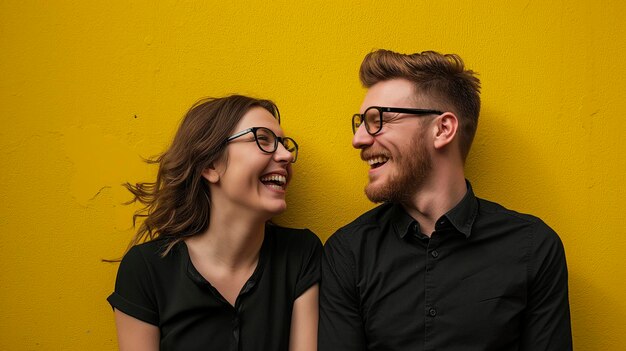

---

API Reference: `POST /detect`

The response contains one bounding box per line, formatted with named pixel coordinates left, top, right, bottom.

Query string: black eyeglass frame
left=226, top=127, right=299, bottom=163
left=352, top=106, right=444, bottom=135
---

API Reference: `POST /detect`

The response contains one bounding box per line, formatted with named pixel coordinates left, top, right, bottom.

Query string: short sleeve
left=293, top=229, right=323, bottom=298
left=107, top=245, right=159, bottom=325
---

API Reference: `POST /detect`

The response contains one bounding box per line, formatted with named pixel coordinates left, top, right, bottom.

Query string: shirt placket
left=231, top=278, right=257, bottom=351
left=424, top=223, right=446, bottom=351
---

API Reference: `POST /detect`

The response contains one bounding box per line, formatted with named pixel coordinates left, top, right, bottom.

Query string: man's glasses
left=352, top=106, right=444, bottom=135
left=226, top=127, right=299, bottom=163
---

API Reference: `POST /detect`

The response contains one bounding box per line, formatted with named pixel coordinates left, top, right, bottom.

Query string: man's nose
left=352, top=124, right=375, bottom=149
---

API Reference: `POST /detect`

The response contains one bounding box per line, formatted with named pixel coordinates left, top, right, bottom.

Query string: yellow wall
left=1, top=0, right=624, bottom=349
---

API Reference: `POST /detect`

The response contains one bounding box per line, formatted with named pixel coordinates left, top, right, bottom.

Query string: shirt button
left=412, top=223, right=419, bottom=233
left=428, top=308, right=437, bottom=317
left=431, top=250, right=439, bottom=258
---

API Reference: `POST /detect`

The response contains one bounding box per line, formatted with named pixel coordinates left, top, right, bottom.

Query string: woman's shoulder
left=265, top=224, right=322, bottom=294
left=267, top=224, right=322, bottom=250
left=120, top=238, right=182, bottom=269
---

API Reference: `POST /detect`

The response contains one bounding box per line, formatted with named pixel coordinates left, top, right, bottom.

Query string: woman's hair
left=124, top=95, right=280, bottom=257
left=360, top=49, right=481, bottom=162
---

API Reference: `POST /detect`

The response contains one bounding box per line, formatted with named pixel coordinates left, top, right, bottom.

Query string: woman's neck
left=186, top=206, right=267, bottom=270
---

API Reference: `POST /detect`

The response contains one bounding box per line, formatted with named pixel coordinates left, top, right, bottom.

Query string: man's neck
left=402, top=172, right=467, bottom=237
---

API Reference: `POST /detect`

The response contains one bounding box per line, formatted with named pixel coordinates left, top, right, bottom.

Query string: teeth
left=260, top=174, right=286, bottom=186
left=367, top=156, right=389, bottom=166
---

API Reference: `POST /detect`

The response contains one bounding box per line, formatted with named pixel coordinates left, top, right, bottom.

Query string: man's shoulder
left=478, top=197, right=541, bottom=221
left=476, top=197, right=559, bottom=240
left=325, top=203, right=394, bottom=246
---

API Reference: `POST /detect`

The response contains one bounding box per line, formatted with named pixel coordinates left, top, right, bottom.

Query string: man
left=319, top=49, right=572, bottom=350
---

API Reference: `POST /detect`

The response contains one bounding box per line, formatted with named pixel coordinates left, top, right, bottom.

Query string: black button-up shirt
left=319, top=182, right=572, bottom=350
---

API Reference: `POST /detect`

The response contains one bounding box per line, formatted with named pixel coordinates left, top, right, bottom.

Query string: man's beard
left=364, top=132, right=432, bottom=204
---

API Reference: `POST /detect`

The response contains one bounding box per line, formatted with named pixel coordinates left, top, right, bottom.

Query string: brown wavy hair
left=123, top=95, right=280, bottom=257
left=359, top=49, right=481, bottom=161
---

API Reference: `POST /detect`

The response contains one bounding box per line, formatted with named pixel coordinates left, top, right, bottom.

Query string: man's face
left=352, top=79, right=433, bottom=203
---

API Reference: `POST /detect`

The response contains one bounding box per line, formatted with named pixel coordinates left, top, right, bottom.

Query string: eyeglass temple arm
left=226, top=128, right=255, bottom=142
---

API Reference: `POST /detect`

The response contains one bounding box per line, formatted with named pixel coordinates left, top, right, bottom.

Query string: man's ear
left=201, top=163, right=220, bottom=184
left=433, top=112, right=459, bottom=150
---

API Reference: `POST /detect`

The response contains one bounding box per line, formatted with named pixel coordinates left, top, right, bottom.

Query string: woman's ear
left=202, top=163, right=220, bottom=184
left=433, top=112, right=459, bottom=150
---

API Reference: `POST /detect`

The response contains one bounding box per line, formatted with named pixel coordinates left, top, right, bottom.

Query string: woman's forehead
left=236, top=107, right=283, bottom=133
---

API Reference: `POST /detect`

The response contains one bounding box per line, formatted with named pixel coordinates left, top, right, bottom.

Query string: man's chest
left=356, top=241, right=527, bottom=350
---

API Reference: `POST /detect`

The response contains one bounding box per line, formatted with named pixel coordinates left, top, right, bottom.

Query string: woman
left=107, top=95, right=321, bottom=351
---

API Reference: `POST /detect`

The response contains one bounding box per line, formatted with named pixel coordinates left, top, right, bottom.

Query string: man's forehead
left=361, top=79, right=425, bottom=110
left=363, top=80, right=414, bottom=103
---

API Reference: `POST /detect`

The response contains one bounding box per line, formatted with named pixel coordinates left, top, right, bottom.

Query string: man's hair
left=123, top=95, right=280, bottom=257
left=360, top=49, right=481, bottom=161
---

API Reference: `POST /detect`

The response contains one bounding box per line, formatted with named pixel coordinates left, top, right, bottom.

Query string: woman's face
left=204, top=107, right=294, bottom=218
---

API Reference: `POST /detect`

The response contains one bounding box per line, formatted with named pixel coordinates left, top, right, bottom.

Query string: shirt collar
left=442, top=180, right=478, bottom=238
left=392, top=180, right=478, bottom=239
left=391, top=203, right=418, bottom=239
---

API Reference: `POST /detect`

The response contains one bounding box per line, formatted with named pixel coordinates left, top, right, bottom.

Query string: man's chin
left=365, top=180, right=416, bottom=204
left=364, top=183, right=389, bottom=203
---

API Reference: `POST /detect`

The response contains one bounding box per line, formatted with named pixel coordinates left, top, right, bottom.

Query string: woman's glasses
left=226, top=127, right=299, bottom=163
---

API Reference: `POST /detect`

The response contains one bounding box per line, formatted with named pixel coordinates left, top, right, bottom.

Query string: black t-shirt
left=108, top=225, right=322, bottom=351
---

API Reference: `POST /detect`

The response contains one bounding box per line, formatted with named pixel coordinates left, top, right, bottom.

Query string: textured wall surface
left=1, top=1, right=624, bottom=349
